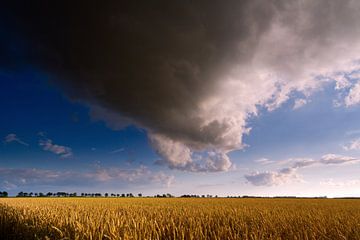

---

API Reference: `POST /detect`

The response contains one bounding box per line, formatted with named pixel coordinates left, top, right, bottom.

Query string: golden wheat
left=1, top=198, right=360, bottom=240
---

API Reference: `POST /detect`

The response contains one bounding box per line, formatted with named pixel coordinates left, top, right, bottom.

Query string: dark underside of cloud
left=2, top=0, right=360, bottom=171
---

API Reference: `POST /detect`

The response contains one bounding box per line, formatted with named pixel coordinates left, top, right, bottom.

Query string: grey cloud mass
left=4, top=1, right=360, bottom=171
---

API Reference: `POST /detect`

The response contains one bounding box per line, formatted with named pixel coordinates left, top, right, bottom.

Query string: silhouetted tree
left=0, top=191, right=8, bottom=197
left=16, top=191, right=24, bottom=197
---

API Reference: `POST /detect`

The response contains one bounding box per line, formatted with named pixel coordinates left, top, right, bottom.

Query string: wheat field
left=1, top=198, right=360, bottom=240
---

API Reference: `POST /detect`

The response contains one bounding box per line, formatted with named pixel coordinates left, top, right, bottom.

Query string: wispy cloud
left=343, top=139, right=360, bottom=151
left=320, top=178, right=360, bottom=187
left=39, top=138, right=73, bottom=158
left=245, top=154, right=359, bottom=186
left=109, top=148, right=125, bottom=154
left=0, top=166, right=175, bottom=190
left=254, top=158, right=275, bottom=165
left=320, top=154, right=359, bottom=164
left=4, top=133, right=29, bottom=146
left=345, top=129, right=360, bottom=136
left=149, top=172, right=175, bottom=187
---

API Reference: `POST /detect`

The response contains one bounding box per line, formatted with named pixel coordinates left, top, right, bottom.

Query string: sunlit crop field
left=1, top=198, right=360, bottom=240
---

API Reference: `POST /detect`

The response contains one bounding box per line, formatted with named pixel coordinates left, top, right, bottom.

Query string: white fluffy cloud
left=39, top=138, right=73, bottom=158
left=345, top=82, right=360, bottom=106
left=246, top=154, right=360, bottom=186
left=343, top=139, right=360, bottom=151
left=150, top=133, right=232, bottom=172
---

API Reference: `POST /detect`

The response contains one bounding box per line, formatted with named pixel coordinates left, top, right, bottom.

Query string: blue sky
left=2, top=68, right=360, bottom=197
left=2, top=1, right=360, bottom=197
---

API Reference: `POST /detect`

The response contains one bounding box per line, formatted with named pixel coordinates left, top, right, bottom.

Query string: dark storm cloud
left=3, top=1, right=360, bottom=171
left=3, top=0, right=273, bottom=144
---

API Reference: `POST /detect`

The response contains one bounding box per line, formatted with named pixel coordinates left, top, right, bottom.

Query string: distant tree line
left=180, top=194, right=217, bottom=198
left=13, top=192, right=175, bottom=198
left=0, top=191, right=336, bottom=198
left=0, top=191, right=8, bottom=197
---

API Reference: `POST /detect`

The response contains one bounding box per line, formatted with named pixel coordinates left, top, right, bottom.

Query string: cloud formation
left=0, top=165, right=174, bottom=190
left=293, top=99, right=308, bottom=110
left=343, top=139, right=360, bottom=151
left=245, top=167, right=300, bottom=186
left=39, top=138, right=73, bottom=158
left=4, top=1, right=360, bottom=171
left=4, top=133, right=29, bottom=146
left=320, top=178, right=360, bottom=187
left=246, top=154, right=359, bottom=186
left=320, top=154, right=359, bottom=164
left=345, top=82, right=360, bottom=106
left=254, top=158, right=275, bottom=165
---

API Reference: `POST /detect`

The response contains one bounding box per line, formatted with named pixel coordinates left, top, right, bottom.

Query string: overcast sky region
left=1, top=1, right=360, bottom=196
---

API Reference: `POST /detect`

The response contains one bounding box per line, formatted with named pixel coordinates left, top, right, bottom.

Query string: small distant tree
left=138, top=193, right=142, bottom=197
left=17, top=191, right=24, bottom=197
left=105, top=193, right=109, bottom=197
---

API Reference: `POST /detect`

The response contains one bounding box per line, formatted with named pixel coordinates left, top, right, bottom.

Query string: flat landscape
left=1, top=198, right=360, bottom=240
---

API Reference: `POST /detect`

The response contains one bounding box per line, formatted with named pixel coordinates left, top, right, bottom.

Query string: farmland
left=1, top=198, right=360, bottom=239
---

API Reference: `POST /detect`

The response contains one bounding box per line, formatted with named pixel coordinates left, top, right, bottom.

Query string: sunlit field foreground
left=1, top=198, right=360, bottom=240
